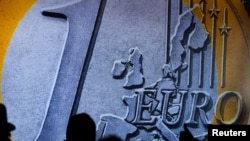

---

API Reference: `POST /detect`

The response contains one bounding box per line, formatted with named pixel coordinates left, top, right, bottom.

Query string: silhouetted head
left=179, top=124, right=198, bottom=141
left=0, top=103, right=15, bottom=141
left=99, top=135, right=122, bottom=141
left=66, top=113, right=96, bottom=141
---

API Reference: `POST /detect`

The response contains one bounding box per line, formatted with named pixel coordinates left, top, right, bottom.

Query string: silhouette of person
left=0, top=103, right=15, bottom=141
left=65, top=113, right=96, bottom=141
left=179, top=124, right=198, bottom=141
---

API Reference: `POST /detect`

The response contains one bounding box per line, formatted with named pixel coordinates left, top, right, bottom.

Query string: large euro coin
left=1, top=0, right=250, bottom=141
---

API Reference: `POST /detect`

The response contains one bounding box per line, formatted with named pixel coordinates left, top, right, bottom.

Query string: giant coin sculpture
left=1, top=0, right=250, bottom=141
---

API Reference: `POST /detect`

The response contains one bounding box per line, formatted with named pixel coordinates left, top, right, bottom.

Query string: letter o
left=215, top=91, right=243, bottom=124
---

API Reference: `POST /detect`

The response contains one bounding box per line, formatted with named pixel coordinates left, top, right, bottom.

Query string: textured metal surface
left=77, top=0, right=217, bottom=140
left=35, top=0, right=104, bottom=140
left=3, top=0, right=102, bottom=140
left=9, top=0, right=250, bottom=140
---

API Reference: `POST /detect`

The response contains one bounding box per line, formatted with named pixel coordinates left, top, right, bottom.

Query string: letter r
left=186, top=91, right=211, bottom=124
left=212, top=129, right=218, bottom=136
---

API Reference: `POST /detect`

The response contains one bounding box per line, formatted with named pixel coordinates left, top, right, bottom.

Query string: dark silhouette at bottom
left=0, top=105, right=203, bottom=141
left=179, top=124, right=198, bottom=141
left=0, top=103, right=15, bottom=141
left=65, top=113, right=96, bottom=141
left=66, top=113, right=122, bottom=141
left=0, top=104, right=201, bottom=141
left=66, top=113, right=200, bottom=141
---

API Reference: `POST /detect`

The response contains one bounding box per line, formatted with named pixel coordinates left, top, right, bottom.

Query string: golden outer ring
left=215, top=91, right=243, bottom=124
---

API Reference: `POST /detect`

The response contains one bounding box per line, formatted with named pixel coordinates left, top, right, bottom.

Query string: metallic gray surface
left=3, top=0, right=217, bottom=141
left=3, top=1, right=69, bottom=140
left=78, top=0, right=217, bottom=140
left=35, top=0, right=102, bottom=140
left=3, top=0, right=101, bottom=140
